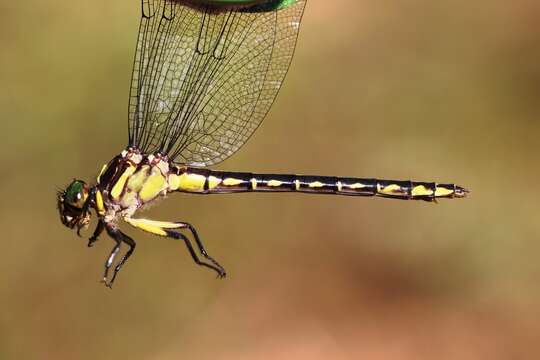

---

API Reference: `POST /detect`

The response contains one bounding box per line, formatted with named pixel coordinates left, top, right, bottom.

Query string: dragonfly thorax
left=95, top=148, right=178, bottom=217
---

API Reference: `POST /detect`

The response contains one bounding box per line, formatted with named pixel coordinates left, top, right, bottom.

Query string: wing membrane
left=128, top=0, right=306, bottom=166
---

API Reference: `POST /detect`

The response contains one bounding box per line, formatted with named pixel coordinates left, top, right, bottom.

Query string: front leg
left=102, top=223, right=137, bottom=288
left=88, top=219, right=105, bottom=247
left=102, top=233, right=121, bottom=286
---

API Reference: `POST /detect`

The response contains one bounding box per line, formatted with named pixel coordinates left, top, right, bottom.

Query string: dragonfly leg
left=167, top=229, right=226, bottom=278
left=102, top=224, right=136, bottom=288
left=124, top=217, right=226, bottom=278
left=102, top=231, right=121, bottom=286
left=88, top=219, right=105, bottom=247
left=176, top=222, right=226, bottom=276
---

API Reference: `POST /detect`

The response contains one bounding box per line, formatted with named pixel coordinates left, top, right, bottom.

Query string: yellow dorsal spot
left=223, top=178, right=243, bottom=186
left=178, top=173, right=206, bottom=192
left=309, top=181, right=324, bottom=188
left=127, top=165, right=150, bottom=192
left=95, top=190, right=105, bottom=215
left=349, top=183, right=366, bottom=190
left=250, top=178, right=258, bottom=190
left=267, top=180, right=283, bottom=187
left=111, top=165, right=136, bottom=200
left=97, top=164, right=108, bottom=184
left=378, top=184, right=403, bottom=196
left=412, top=185, right=434, bottom=197
left=337, top=181, right=343, bottom=192
left=208, top=176, right=221, bottom=190
left=139, top=167, right=167, bottom=202
left=435, top=186, right=454, bottom=197
left=295, top=179, right=300, bottom=190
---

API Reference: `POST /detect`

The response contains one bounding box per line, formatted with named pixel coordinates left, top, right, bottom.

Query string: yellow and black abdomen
left=169, top=167, right=468, bottom=201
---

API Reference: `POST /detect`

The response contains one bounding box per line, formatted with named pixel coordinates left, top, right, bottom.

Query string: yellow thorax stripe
left=127, top=165, right=151, bottom=192
left=111, top=164, right=136, bottom=200
left=97, top=164, right=108, bottom=184
left=95, top=190, right=105, bottom=215
left=139, top=167, right=167, bottom=202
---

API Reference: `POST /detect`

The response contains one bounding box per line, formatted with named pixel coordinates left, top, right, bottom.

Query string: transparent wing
left=128, top=0, right=306, bottom=166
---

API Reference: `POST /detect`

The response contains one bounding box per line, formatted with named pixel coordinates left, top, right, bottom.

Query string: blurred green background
left=1, top=0, right=540, bottom=359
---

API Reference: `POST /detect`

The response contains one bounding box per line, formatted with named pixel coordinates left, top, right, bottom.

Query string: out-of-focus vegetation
left=1, top=0, right=539, bottom=359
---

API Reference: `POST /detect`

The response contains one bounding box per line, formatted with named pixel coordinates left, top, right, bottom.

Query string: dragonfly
left=57, top=0, right=468, bottom=288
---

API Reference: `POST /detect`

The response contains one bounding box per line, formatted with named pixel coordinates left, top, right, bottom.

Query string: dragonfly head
left=57, top=179, right=92, bottom=236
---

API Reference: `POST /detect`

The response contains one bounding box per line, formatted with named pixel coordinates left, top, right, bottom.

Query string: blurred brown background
left=1, top=0, right=540, bottom=359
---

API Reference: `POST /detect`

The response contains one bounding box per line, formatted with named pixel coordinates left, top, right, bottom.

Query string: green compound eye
left=65, top=180, right=88, bottom=208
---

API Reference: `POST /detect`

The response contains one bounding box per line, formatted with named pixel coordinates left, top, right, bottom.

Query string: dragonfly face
left=57, top=180, right=92, bottom=235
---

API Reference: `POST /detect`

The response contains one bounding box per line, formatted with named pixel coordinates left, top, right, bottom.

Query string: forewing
left=128, top=0, right=306, bottom=166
